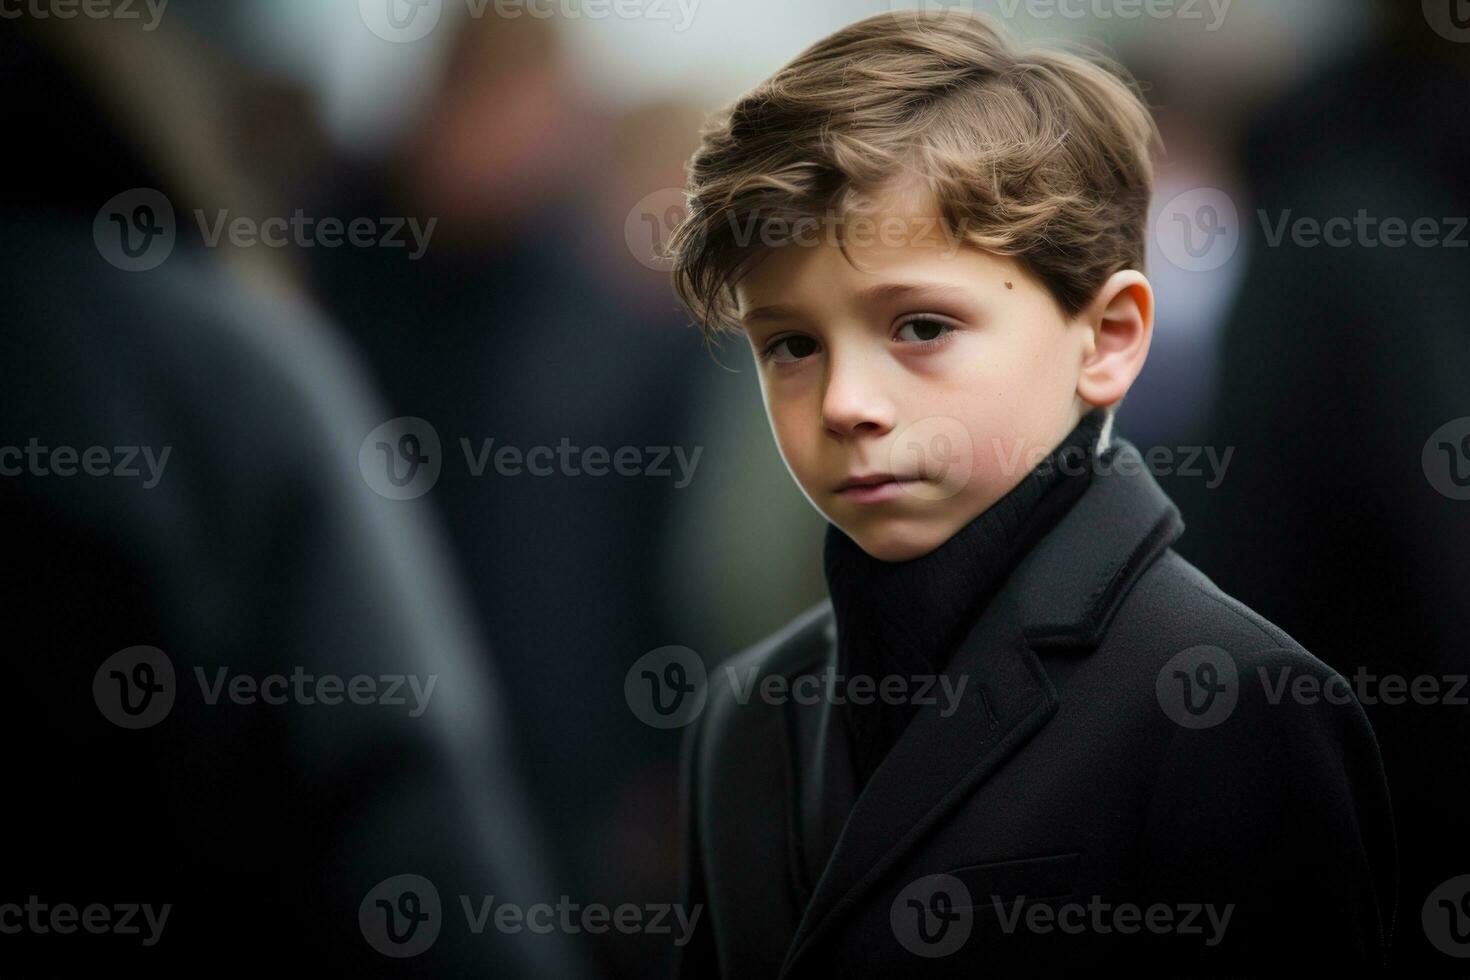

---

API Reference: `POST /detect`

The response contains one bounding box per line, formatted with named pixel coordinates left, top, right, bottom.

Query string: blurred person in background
left=0, top=11, right=589, bottom=976
left=299, top=10, right=713, bottom=974
left=1182, top=2, right=1470, bottom=972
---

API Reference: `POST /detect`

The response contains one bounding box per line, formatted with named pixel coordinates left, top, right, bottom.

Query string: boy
left=665, top=11, right=1395, bottom=978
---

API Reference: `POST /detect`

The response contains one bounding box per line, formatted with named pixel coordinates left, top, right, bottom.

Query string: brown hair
left=666, top=10, right=1160, bottom=338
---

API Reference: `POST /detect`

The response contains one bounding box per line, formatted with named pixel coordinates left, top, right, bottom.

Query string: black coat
left=675, top=440, right=1396, bottom=978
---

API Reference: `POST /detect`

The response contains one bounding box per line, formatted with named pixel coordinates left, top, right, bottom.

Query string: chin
left=843, top=517, right=949, bottom=563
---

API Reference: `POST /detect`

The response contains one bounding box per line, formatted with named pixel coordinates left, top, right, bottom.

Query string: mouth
left=833, top=473, right=922, bottom=503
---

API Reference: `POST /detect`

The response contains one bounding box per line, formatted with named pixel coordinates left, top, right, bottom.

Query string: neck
left=822, top=408, right=1108, bottom=785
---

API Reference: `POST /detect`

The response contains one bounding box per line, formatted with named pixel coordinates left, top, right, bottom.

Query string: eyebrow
left=739, top=281, right=974, bottom=327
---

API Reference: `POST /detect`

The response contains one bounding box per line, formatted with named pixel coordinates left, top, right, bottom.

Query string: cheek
left=761, top=380, right=822, bottom=486
left=953, top=397, right=1027, bottom=497
left=991, top=349, right=1079, bottom=480
left=919, top=332, right=1071, bottom=498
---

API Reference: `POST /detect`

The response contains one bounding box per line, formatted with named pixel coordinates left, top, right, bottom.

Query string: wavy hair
left=667, top=10, right=1160, bottom=338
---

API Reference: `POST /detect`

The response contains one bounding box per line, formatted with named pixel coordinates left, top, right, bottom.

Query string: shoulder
left=2, top=223, right=384, bottom=457
left=1, top=224, right=404, bottom=525
left=687, top=600, right=834, bottom=761
left=1112, top=546, right=1338, bottom=680
left=1095, top=547, right=1387, bottom=760
left=1107, top=548, right=1385, bottom=773
left=719, top=600, right=834, bottom=683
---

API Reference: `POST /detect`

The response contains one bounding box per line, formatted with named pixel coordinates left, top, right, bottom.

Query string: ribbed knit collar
left=822, top=407, right=1108, bottom=787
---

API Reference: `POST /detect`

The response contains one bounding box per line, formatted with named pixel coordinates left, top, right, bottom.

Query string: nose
left=822, top=349, right=896, bottom=439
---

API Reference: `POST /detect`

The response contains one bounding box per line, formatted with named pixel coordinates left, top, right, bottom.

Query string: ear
left=1074, top=270, right=1154, bottom=409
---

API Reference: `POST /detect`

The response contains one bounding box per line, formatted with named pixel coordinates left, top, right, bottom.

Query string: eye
left=895, top=317, right=955, bottom=345
left=764, top=334, right=821, bottom=363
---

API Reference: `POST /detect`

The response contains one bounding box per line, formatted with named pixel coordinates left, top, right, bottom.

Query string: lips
left=834, top=472, right=906, bottom=492
left=833, top=473, right=921, bottom=502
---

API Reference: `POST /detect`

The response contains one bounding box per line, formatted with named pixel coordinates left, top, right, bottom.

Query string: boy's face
left=734, top=188, right=1099, bottom=562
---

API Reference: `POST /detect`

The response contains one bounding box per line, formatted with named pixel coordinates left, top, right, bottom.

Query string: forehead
left=732, top=212, right=1010, bottom=326
left=734, top=182, right=960, bottom=297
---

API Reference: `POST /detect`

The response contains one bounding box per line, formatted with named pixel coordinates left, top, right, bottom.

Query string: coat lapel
left=780, top=439, right=1183, bottom=977
left=795, top=621, right=858, bottom=902
left=781, top=590, right=1056, bottom=977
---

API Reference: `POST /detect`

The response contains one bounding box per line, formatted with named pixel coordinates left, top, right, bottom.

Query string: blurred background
left=2, top=0, right=1466, bottom=974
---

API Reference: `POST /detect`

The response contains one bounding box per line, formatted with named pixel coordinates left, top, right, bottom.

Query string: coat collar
left=781, top=437, right=1184, bottom=977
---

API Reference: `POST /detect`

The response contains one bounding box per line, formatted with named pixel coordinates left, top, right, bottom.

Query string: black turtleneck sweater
left=823, top=408, right=1108, bottom=789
